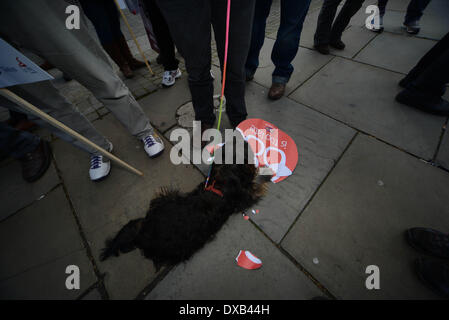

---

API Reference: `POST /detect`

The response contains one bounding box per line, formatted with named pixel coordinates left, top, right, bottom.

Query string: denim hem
left=272, top=75, right=289, bottom=84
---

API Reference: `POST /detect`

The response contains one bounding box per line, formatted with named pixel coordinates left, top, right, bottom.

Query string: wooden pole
left=0, top=88, right=143, bottom=177
left=113, top=0, right=154, bottom=76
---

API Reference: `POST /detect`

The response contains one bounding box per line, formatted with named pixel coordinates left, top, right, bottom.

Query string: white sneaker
left=161, top=68, right=181, bottom=87
left=89, top=142, right=113, bottom=181
left=142, top=133, right=165, bottom=158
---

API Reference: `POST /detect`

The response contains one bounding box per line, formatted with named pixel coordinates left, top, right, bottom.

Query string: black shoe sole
left=396, top=92, right=449, bottom=117
left=24, top=140, right=52, bottom=183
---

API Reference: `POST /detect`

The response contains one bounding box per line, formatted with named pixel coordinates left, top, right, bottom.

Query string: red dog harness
left=205, top=180, right=223, bottom=197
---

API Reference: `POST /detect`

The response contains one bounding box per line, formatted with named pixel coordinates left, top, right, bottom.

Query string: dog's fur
left=100, top=140, right=269, bottom=270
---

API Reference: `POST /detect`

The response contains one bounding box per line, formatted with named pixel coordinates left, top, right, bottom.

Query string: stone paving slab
left=51, top=114, right=204, bottom=299
left=240, top=82, right=356, bottom=243
left=0, top=249, right=96, bottom=300
left=281, top=134, right=449, bottom=299
left=252, top=38, right=333, bottom=95
left=85, top=219, right=159, bottom=300
left=354, top=32, right=436, bottom=74
left=0, top=187, right=85, bottom=281
left=290, top=57, right=446, bottom=160
left=146, top=214, right=323, bottom=300
left=0, top=160, right=59, bottom=221
left=436, top=127, right=449, bottom=170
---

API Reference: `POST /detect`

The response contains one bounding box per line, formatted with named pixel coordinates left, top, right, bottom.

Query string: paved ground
left=1, top=0, right=449, bottom=299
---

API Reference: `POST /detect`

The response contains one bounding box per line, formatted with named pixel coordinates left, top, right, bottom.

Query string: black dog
left=100, top=140, right=270, bottom=270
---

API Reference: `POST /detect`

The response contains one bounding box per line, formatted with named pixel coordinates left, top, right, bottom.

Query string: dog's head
left=208, top=135, right=262, bottom=191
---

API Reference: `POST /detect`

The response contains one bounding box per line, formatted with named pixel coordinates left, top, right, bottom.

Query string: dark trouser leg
left=330, top=0, right=365, bottom=42
left=142, top=0, right=179, bottom=71
left=377, top=0, right=389, bottom=16
left=245, top=0, right=273, bottom=77
left=314, top=0, right=342, bottom=45
left=0, top=122, right=39, bottom=159
left=411, top=39, right=449, bottom=97
left=404, top=0, right=431, bottom=24
left=403, top=32, right=449, bottom=93
left=156, top=0, right=215, bottom=125
left=212, top=0, right=256, bottom=126
left=79, top=0, right=120, bottom=46
left=271, top=0, right=312, bottom=83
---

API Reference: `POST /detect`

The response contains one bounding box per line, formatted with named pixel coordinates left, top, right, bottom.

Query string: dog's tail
left=100, top=218, right=144, bottom=261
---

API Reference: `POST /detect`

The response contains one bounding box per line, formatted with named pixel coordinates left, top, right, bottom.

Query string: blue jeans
left=378, top=0, right=431, bottom=24
left=0, top=122, right=40, bottom=159
left=245, top=0, right=312, bottom=84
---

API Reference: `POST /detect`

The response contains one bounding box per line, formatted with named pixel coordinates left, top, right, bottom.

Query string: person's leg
left=245, top=0, right=273, bottom=79
left=79, top=0, right=134, bottom=78
left=79, top=0, right=117, bottom=46
left=400, top=32, right=449, bottom=90
left=377, top=0, right=389, bottom=16
left=0, top=0, right=155, bottom=140
left=143, top=0, right=179, bottom=71
left=404, top=0, right=431, bottom=25
left=330, top=0, right=365, bottom=44
left=157, top=0, right=216, bottom=126
left=396, top=33, right=449, bottom=115
left=212, top=0, right=256, bottom=127
left=0, top=122, right=39, bottom=159
left=0, top=122, right=52, bottom=182
left=0, top=81, right=111, bottom=155
left=271, top=0, right=312, bottom=84
left=314, top=0, right=342, bottom=46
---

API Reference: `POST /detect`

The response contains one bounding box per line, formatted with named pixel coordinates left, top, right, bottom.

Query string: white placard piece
left=0, top=38, right=54, bottom=88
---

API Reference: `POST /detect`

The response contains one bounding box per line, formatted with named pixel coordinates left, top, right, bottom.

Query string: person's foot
left=330, top=39, right=345, bottom=50
left=120, top=63, right=134, bottom=79
left=128, top=58, right=146, bottom=71
left=396, top=88, right=449, bottom=116
left=406, top=228, right=449, bottom=259
left=268, top=82, right=286, bottom=100
left=161, top=68, right=182, bottom=87
left=314, top=43, right=330, bottom=55
left=415, top=258, right=449, bottom=298
left=404, top=20, right=420, bottom=34
left=142, top=133, right=165, bottom=158
left=19, top=140, right=52, bottom=183
left=89, top=143, right=113, bottom=181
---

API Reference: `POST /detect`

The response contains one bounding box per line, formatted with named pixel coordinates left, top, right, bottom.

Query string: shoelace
left=144, top=135, right=157, bottom=148
left=90, top=155, right=103, bottom=169
left=163, top=71, right=173, bottom=81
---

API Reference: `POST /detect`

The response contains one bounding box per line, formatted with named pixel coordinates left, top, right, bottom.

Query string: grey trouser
left=0, top=0, right=153, bottom=155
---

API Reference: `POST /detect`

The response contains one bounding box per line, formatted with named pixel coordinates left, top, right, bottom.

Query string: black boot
left=103, top=42, right=134, bottom=78
left=117, top=35, right=146, bottom=71
left=395, top=88, right=449, bottom=116
left=19, top=140, right=52, bottom=182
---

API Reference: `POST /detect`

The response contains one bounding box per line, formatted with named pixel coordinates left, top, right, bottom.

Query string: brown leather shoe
left=117, top=35, right=146, bottom=71
left=268, top=83, right=286, bottom=100
left=103, top=42, right=134, bottom=78
left=19, top=140, right=52, bottom=182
